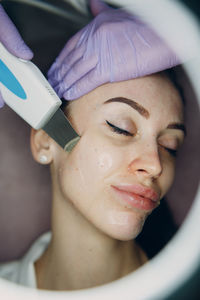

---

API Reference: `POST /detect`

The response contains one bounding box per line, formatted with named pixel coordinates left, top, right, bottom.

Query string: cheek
left=97, top=150, right=113, bottom=171
left=57, top=133, right=125, bottom=203
left=72, top=134, right=122, bottom=188
left=159, top=155, right=176, bottom=198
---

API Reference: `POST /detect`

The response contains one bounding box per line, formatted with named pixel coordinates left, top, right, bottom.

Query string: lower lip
left=111, top=186, right=158, bottom=211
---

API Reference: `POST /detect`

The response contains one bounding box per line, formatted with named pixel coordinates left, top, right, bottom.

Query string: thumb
left=0, top=4, right=33, bottom=60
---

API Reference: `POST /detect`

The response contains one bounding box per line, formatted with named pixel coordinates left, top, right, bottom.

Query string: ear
left=30, top=128, right=53, bottom=165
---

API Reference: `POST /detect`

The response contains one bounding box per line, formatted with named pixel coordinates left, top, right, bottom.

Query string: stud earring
left=39, top=155, right=48, bottom=164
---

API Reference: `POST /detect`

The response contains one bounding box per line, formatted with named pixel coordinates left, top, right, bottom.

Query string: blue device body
left=0, top=59, right=27, bottom=99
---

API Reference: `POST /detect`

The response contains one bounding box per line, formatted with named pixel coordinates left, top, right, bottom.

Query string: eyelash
left=164, top=148, right=177, bottom=157
left=106, top=120, right=133, bottom=136
left=106, top=120, right=178, bottom=157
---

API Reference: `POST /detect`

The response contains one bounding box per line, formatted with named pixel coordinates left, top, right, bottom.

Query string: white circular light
left=0, top=0, right=199, bottom=299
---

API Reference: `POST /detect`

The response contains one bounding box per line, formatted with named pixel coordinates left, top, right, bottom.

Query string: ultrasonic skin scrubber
left=0, top=42, right=80, bottom=152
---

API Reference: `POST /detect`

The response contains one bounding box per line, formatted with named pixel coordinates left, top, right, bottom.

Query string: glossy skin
left=31, top=73, right=184, bottom=290
left=50, top=73, right=184, bottom=241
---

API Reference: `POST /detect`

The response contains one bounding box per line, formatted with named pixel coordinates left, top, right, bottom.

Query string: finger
left=54, top=54, right=98, bottom=98
left=48, top=43, right=87, bottom=84
left=48, top=26, right=88, bottom=75
left=62, top=65, right=104, bottom=100
left=0, top=5, right=33, bottom=60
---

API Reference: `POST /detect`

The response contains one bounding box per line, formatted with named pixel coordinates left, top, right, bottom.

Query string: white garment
left=0, top=232, right=51, bottom=288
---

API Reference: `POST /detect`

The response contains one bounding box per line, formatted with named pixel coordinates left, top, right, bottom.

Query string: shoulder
left=0, top=232, right=51, bottom=286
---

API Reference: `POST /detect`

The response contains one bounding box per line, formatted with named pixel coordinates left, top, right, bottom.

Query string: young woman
left=0, top=0, right=185, bottom=290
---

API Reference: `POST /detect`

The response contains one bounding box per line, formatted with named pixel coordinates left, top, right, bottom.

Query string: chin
left=108, top=225, right=145, bottom=241
left=104, top=211, right=148, bottom=241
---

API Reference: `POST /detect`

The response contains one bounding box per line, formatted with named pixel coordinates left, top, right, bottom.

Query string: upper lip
left=111, top=183, right=160, bottom=202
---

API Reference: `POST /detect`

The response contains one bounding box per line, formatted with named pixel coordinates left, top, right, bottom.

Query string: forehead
left=69, top=73, right=184, bottom=123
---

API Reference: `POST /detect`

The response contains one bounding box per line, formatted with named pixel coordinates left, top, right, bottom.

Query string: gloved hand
left=0, top=4, right=33, bottom=108
left=48, top=0, right=180, bottom=101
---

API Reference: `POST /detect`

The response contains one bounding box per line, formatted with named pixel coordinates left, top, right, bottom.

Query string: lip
left=111, top=184, right=160, bottom=211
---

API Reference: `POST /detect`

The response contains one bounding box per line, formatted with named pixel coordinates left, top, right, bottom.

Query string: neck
left=35, top=189, right=147, bottom=291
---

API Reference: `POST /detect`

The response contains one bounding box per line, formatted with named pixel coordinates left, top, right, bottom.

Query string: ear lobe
left=30, top=129, right=53, bottom=164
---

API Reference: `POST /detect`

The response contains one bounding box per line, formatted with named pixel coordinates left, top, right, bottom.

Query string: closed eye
left=159, top=144, right=178, bottom=157
left=106, top=120, right=133, bottom=136
left=164, top=148, right=178, bottom=157
left=158, top=137, right=182, bottom=158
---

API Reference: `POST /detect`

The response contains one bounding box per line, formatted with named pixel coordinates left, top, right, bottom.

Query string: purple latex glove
left=48, top=0, right=180, bottom=101
left=0, top=4, right=33, bottom=108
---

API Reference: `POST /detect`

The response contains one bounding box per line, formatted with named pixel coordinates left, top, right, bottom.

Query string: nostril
left=136, top=168, right=161, bottom=180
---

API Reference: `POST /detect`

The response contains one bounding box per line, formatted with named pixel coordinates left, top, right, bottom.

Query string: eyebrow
left=104, top=97, right=186, bottom=136
left=167, top=123, right=187, bottom=136
left=104, top=97, right=150, bottom=119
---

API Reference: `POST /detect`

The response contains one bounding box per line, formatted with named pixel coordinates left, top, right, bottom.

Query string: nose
left=128, top=143, right=163, bottom=180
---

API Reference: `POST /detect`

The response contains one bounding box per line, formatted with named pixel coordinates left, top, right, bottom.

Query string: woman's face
left=51, top=73, right=185, bottom=241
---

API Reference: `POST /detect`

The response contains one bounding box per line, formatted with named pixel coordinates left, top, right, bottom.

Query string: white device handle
left=0, top=42, right=62, bottom=129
